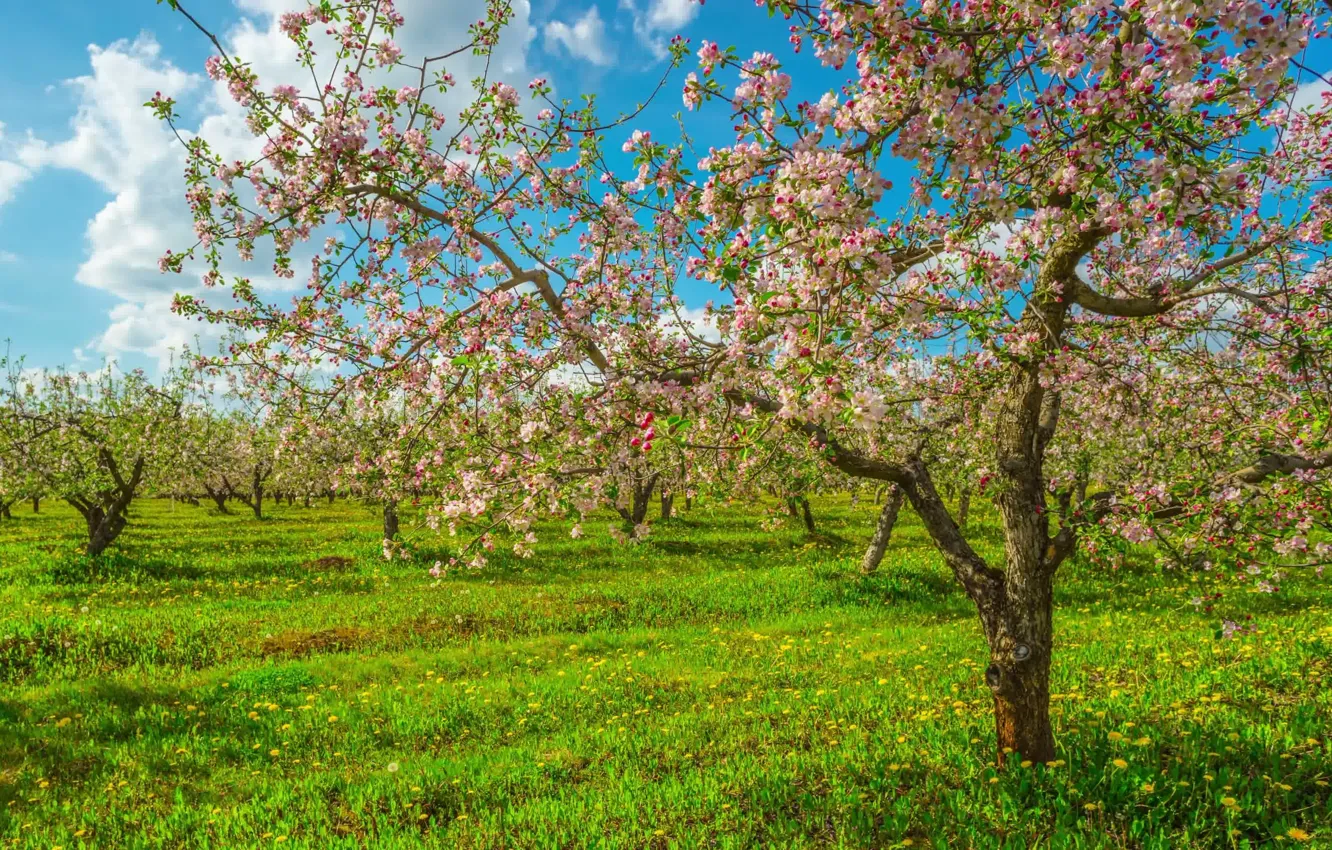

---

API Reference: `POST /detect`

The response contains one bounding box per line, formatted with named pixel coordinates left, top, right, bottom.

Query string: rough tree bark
left=616, top=472, right=660, bottom=527
left=861, top=484, right=905, bottom=574
left=383, top=498, right=400, bottom=540
left=66, top=453, right=146, bottom=557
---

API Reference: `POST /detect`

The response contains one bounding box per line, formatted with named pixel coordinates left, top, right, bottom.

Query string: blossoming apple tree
left=156, top=0, right=1332, bottom=763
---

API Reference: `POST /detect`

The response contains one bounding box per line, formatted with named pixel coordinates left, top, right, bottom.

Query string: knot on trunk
left=985, top=644, right=1035, bottom=695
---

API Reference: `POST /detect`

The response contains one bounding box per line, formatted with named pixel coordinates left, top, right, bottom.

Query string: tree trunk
left=861, top=484, right=904, bottom=574
left=685, top=493, right=692, bottom=511
left=287, top=493, right=295, bottom=506
left=983, top=586, right=1055, bottom=765
left=206, top=486, right=230, bottom=514
left=0, top=501, right=12, bottom=520
left=327, top=489, right=337, bottom=504
left=800, top=497, right=815, bottom=533
left=86, top=508, right=125, bottom=557
left=247, top=467, right=265, bottom=520
left=660, top=491, right=674, bottom=520
left=616, top=473, right=660, bottom=527
left=383, top=499, right=400, bottom=540
left=958, top=487, right=971, bottom=530
left=32, top=497, right=40, bottom=514
left=303, top=493, right=312, bottom=508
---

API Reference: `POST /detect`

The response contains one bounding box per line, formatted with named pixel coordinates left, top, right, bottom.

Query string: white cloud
left=620, top=0, right=700, bottom=59
left=0, top=161, right=30, bottom=207
left=1289, top=72, right=1331, bottom=112
left=9, top=0, right=540, bottom=370
left=0, top=123, right=32, bottom=207
left=544, top=7, right=612, bottom=66
left=0, top=250, right=18, bottom=264
left=645, top=0, right=698, bottom=30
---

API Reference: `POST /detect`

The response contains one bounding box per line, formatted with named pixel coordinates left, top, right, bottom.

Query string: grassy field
left=0, top=496, right=1329, bottom=849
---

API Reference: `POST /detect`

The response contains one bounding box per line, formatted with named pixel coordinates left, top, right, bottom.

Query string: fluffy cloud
left=4, top=0, right=539, bottom=370
left=544, top=7, right=613, bottom=66
left=1288, top=71, right=1331, bottom=112
left=620, top=0, right=700, bottom=59
left=0, top=123, right=32, bottom=207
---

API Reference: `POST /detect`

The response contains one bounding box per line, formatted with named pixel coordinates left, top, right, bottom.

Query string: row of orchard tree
left=9, top=0, right=1332, bottom=766
left=0, top=351, right=898, bottom=556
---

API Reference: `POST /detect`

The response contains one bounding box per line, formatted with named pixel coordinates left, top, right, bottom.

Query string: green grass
left=1, top=497, right=1329, bottom=848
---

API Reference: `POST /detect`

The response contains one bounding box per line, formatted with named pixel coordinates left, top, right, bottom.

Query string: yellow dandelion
left=1112, top=759, right=1128, bottom=769
left=1287, top=827, right=1311, bottom=842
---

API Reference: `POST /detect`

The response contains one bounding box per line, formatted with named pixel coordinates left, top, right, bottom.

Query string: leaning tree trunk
left=383, top=499, right=400, bottom=541
left=861, top=484, right=904, bottom=574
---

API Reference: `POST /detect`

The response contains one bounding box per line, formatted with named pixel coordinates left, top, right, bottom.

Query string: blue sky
left=1, top=1, right=1328, bottom=376
left=0, top=0, right=788, bottom=373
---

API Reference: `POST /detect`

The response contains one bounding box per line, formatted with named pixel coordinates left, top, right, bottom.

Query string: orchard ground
left=0, top=498, right=1328, bottom=849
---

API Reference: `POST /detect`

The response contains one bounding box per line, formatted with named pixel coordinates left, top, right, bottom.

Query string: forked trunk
left=861, top=484, right=904, bottom=574
left=617, top=473, right=660, bottom=527
left=83, top=505, right=129, bottom=557
left=383, top=499, right=400, bottom=541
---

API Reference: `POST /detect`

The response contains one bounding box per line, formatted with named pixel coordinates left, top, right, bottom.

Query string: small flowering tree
left=157, top=0, right=1332, bottom=765
left=0, top=360, right=193, bottom=556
